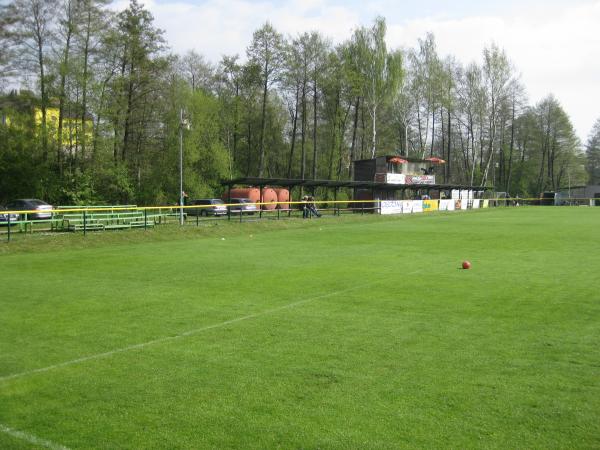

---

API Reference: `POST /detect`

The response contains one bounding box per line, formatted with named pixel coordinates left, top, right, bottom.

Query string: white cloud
left=127, top=0, right=359, bottom=60
left=119, top=0, right=600, bottom=141
left=386, top=1, right=600, bottom=141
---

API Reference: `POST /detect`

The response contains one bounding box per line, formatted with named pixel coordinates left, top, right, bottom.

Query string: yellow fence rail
left=2, top=197, right=598, bottom=242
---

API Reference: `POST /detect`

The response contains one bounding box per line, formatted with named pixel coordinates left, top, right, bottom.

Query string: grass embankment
left=1, top=207, right=599, bottom=448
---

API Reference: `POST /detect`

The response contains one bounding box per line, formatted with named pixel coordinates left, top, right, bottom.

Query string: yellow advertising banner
left=423, top=200, right=439, bottom=213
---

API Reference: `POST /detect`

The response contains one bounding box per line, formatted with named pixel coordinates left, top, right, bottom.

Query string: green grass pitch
left=1, top=207, right=599, bottom=449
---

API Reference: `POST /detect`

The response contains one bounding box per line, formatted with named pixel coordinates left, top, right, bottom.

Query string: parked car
left=0, top=206, right=20, bottom=225
left=188, top=198, right=228, bottom=216
left=227, top=198, right=258, bottom=215
left=4, top=199, right=53, bottom=220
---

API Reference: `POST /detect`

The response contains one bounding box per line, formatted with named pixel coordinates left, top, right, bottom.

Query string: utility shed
left=556, top=185, right=600, bottom=205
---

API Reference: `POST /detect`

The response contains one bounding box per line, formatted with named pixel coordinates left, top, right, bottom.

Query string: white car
left=4, top=199, right=53, bottom=220
left=227, top=198, right=258, bottom=215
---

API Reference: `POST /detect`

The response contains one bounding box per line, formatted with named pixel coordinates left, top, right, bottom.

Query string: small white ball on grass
left=221, top=237, right=225, bottom=240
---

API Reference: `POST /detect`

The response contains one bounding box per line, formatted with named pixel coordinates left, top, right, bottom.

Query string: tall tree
left=407, top=33, right=440, bottom=158
left=246, top=22, right=284, bottom=177
left=5, top=0, right=58, bottom=161
left=54, top=0, right=77, bottom=173
left=352, top=17, right=402, bottom=158
left=531, top=96, right=581, bottom=192
left=76, top=0, right=111, bottom=162
left=112, top=0, right=165, bottom=160
left=178, top=50, right=215, bottom=92
left=307, top=32, right=329, bottom=179
left=0, top=4, right=18, bottom=85
left=109, top=0, right=166, bottom=197
left=480, top=43, right=512, bottom=187
left=216, top=54, right=243, bottom=177
left=586, top=118, right=600, bottom=184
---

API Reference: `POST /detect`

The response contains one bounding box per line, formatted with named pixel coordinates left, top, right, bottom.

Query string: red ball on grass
left=462, top=260, right=472, bottom=270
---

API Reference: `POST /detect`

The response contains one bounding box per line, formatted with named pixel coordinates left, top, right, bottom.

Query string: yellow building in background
left=1, top=91, right=93, bottom=149
left=33, top=105, right=93, bottom=148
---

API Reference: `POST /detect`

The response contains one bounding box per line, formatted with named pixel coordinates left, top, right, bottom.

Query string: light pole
left=179, top=108, right=184, bottom=225
left=178, top=109, right=191, bottom=225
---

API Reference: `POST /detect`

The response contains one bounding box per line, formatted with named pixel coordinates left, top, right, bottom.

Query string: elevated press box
left=353, top=155, right=439, bottom=185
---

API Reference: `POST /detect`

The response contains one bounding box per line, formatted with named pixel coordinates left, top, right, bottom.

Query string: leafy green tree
left=178, top=50, right=215, bottom=92
left=407, top=33, right=440, bottom=158
left=246, top=22, right=284, bottom=177
left=0, top=3, right=18, bottom=85
left=5, top=0, right=58, bottom=161
left=480, top=43, right=512, bottom=186
left=75, top=0, right=111, bottom=161
left=586, top=118, right=600, bottom=184
left=352, top=17, right=402, bottom=158
left=0, top=107, right=44, bottom=202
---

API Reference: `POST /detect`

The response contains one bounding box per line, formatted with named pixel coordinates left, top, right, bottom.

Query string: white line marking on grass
left=0, top=271, right=420, bottom=383
left=0, top=423, right=70, bottom=450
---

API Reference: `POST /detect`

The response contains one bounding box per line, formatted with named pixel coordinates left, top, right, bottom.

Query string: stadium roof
left=221, top=177, right=490, bottom=191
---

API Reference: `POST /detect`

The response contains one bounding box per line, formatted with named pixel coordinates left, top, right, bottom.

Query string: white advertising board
left=380, top=200, right=404, bottom=214
left=412, top=200, right=423, bottom=213
left=451, top=189, right=460, bottom=199
left=472, top=199, right=481, bottom=209
left=402, top=200, right=414, bottom=213
left=439, top=199, right=454, bottom=211
left=386, top=173, right=406, bottom=184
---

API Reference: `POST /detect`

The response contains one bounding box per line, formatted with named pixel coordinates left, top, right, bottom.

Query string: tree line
left=0, top=0, right=598, bottom=205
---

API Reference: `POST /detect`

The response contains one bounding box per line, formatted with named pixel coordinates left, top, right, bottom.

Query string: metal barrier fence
left=1, top=197, right=598, bottom=242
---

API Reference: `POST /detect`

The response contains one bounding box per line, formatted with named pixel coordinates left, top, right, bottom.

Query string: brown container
left=261, top=188, right=278, bottom=210
left=223, top=188, right=260, bottom=204
left=273, top=188, right=290, bottom=209
left=223, top=187, right=278, bottom=210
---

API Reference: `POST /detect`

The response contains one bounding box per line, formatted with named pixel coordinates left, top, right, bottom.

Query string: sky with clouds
left=118, top=0, right=600, bottom=142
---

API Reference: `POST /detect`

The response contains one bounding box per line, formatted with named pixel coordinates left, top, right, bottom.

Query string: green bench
left=61, top=212, right=156, bottom=232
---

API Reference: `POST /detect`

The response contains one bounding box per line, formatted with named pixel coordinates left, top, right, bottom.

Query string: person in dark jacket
left=302, top=196, right=310, bottom=218
left=308, top=196, right=321, bottom=218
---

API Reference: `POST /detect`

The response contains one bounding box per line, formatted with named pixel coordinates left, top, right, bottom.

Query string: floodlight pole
left=179, top=108, right=184, bottom=226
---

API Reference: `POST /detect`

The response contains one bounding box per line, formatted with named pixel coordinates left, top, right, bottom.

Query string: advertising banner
left=402, top=200, right=414, bottom=213
left=454, top=199, right=462, bottom=210
left=405, top=175, right=435, bottom=185
left=423, top=199, right=439, bottom=212
left=386, top=173, right=406, bottom=184
left=412, top=200, right=424, bottom=213
left=482, top=199, right=489, bottom=208
left=461, top=198, right=468, bottom=210
left=380, top=200, right=403, bottom=215
left=439, top=199, right=454, bottom=211
left=375, top=173, right=406, bottom=184
left=472, top=199, right=481, bottom=209
left=451, top=189, right=460, bottom=199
